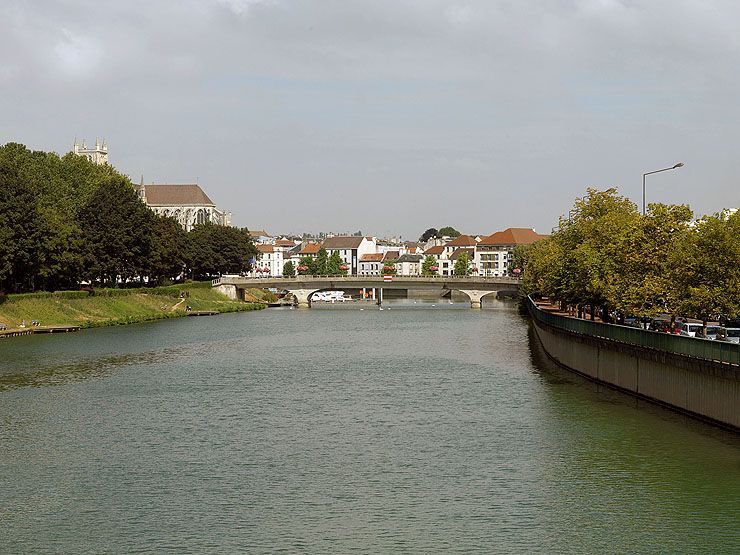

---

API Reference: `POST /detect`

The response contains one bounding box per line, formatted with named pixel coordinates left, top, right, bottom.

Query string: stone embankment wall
left=529, top=301, right=739, bottom=431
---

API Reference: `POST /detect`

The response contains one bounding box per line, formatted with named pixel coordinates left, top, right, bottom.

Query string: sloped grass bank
left=0, top=282, right=263, bottom=330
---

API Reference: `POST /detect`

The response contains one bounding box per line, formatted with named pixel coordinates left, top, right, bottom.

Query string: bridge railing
left=528, top=297, right=740, bottom=367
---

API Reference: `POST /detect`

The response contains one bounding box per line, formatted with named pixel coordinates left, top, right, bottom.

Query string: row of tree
left=287, top=247, right=349, bottom=276
left=516, top=188, right=740, bottom=324
left=0, top=143, right=258, bottom=293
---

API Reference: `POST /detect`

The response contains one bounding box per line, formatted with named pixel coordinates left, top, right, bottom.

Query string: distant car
left=694, top=326, right=722, bottom=340
left=715, top=328, right=740, bottom=344
left=680, top=323, right=704, bottom=337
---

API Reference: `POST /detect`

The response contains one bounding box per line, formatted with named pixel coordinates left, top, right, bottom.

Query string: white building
left=72, top=138, right=108, bottom=165
left=135, top=182, right=231, bottom=232
left=249, top=230, right=274, bottom=244
left=359, top=253, right=384, bottom=276
left=321, top=236, right=378, bottom=275
left=395, top=253, right=423, bottom=276
left=476, top=228, right=547, bottom=277
left=256, top=244, right=283, bottom=277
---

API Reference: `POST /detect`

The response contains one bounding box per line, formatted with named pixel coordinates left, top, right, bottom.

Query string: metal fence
left=529, top=297, right=740, bottom=367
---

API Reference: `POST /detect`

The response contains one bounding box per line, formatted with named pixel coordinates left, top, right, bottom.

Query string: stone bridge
left=212, top=275, right=521, bottom=308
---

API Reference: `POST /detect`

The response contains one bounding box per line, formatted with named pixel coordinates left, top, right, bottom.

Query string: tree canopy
left=438, top=226, right=461, bottom=238
left=420, top=228, right=438, bottom=241
left=521, top=188, right=740, bottom=323
left=0, top=142, right=257, bottom=292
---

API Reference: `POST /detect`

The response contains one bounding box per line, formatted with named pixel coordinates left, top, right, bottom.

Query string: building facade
left=135, top=182, right=231, bottom=232
left=321, top=236, right=378, bottom=275
left=476, top=228, right=547, bottom=277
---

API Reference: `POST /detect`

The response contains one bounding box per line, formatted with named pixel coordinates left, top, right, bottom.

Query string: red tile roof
left=144, top=184, right=214, bottom=206
left=478, top=228, right=547, bottom=246
left=424, top=245, right=445, bottom=255
left=256, top=244, right=274, bottom=253
left=298, top=242, right=321, bottom=255
left=360, top=253, right=384, bottom=262
left=446, top=234, right=478, bottom=247
left=275, top=239, right=296, bottom=247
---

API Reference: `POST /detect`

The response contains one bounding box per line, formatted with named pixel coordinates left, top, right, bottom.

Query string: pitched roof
left=360, top=253, right=384, bottom=262
left=450, top=248, right=475, bottom=260
left=256, top=244, right=274, bottom=253
left=249, top=229, right=271, bottom=238
left=396, top=254, right=423, bottom=263
left=143, top=184, right=215, bottom=206
left=446, top=234, right=478, bottom=247
left=424, top=245, right=445, bottom=255
left=298, top=242, right=321, bottom=255
left=382, top=250, right=400, bottom=262
left=322, top=236, right=365, bottom=249
left=478, top=228, right=546, bottom=246
left=275, top=239, right=297, bottom=247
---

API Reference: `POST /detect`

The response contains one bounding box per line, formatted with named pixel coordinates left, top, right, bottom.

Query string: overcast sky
left=2, top=0, right=738, bottom=238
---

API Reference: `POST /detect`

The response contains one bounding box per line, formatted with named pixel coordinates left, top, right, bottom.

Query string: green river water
left=0, top=300, right=738, bottom=553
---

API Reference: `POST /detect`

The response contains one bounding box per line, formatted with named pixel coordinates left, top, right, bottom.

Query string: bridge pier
left=290, top=289, right=319, bottom=308
left=459, top=290, right=495, bottom=309
left=215, top=284, right=238, bottom=301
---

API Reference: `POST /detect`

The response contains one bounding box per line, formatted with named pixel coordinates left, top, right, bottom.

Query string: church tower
left=73, top=137, right=109, bottom=165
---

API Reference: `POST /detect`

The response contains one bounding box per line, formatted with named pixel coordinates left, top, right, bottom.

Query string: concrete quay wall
left=531, top=312, right=739, bottom=431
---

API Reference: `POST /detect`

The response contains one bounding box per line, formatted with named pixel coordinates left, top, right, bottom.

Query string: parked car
left=694, top=326, right=722, bottom=340
left=680, top=323, right=704, bottom=337
left=622, top=315, right=642, bottom=328
left=715, top=328, right=740, bottom=344
left=719, top=315, right=740, bottom=328
left=649, top=319, right=681, bottom=334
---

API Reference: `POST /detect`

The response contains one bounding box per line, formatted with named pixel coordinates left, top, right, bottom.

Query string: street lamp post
left=642, top=163, right=684, bottom=215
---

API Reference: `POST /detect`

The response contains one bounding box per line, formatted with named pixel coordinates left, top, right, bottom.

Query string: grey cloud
left=1, top=0, right=739, bottom=237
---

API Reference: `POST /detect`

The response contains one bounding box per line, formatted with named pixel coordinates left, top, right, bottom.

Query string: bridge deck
left=213, top=275, right=521, bottom=291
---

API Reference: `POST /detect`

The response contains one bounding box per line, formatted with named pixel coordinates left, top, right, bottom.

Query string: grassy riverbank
left=0, top=282, right=264, bottom=330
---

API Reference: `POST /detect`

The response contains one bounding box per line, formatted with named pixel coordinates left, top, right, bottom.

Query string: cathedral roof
left=143, top=184, right=215, bottom=206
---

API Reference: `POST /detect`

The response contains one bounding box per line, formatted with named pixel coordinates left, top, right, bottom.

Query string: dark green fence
left=529, top=297, right=740, bottom=367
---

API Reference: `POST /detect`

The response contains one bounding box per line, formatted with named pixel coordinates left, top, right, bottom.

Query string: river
left=0, top=300, right=738, bottom=553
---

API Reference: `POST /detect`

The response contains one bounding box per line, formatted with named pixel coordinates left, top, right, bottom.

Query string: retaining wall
left=529, top=300, right=739, bottom=430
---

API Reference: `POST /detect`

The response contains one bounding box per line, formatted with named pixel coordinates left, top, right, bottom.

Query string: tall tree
left=675, top=211, right=740, bottom=327
left=283, top=261, right=296, bottom=277
left=147, top=215, right=188, bottom=283
left=453, top=252, right=471, bottom=276
left=185, top=223, right=257, bottom=278
left=0, top=164, right=45, bottom=292
left=422, top=256, right=437, bottom=276
left=297, top=256, right=316, bottom=275
left=326, top=251, right=345, bottom=275
left=78, top=176, right=154, bottom=284
left=314, top=247, right=329, bottom=275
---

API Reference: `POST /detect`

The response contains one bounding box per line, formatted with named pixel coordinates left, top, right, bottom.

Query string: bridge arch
left=457, top=289, right=500, bottom=309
